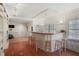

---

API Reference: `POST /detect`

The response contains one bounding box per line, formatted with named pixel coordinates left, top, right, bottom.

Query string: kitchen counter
left=32, top=32, right=64, bottom=52
left=32, top=32, right=53, bottom=35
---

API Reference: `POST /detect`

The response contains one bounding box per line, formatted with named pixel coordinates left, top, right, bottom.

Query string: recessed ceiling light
left=59, top=20, right=64, bottom=24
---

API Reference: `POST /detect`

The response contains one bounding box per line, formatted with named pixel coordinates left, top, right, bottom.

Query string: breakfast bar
left=32, top=32, right=64, bottom=52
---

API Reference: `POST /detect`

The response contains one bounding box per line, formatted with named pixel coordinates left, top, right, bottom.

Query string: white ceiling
left=3, top=3, right=79, bottom=23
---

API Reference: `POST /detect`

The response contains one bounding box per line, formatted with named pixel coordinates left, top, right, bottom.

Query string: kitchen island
left=32, top=32, right=64, bottom=52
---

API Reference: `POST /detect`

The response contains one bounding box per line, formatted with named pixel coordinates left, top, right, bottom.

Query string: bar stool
left=44, top=34, right=51, bottom=52
left=55, top=40, right=63, bottom=56
left=45, top=40, right=51, bottom=51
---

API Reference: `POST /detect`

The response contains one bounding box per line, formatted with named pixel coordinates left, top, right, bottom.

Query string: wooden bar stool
left=45, top=40, right=51, bottom=51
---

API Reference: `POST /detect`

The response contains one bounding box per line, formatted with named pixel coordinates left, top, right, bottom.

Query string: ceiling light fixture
left=59, top=20, right=64, bottom=24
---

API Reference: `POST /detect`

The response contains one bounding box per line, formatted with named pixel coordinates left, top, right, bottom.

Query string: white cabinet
left=66, top=39, right=79, bottom=53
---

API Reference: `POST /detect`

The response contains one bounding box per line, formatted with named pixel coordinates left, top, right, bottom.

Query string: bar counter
left=32, top=32, right=53, bottom=35
left=32, top=32, right=64, bottom=52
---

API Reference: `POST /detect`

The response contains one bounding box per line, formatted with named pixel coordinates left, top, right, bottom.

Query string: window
left=68, top=19, right=79, bottom=40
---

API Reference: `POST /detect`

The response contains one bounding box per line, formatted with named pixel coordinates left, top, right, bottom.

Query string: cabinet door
left=66, top=40, right=79, bottom=53
left=73, top=42, right=79, bottom=53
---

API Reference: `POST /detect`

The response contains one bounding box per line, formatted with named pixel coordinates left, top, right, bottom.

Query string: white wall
left=32, top=7, right=79, bottom=33
left=9, top=21, right=28, bottom=38
left=32, top=11, right=66, bottom=32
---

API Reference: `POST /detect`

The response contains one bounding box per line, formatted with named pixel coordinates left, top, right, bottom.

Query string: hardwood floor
left=4, top=37, right=79, bottom=56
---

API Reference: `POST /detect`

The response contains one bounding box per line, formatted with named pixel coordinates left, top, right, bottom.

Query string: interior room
left=0, top=3, right=79, bottom=56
